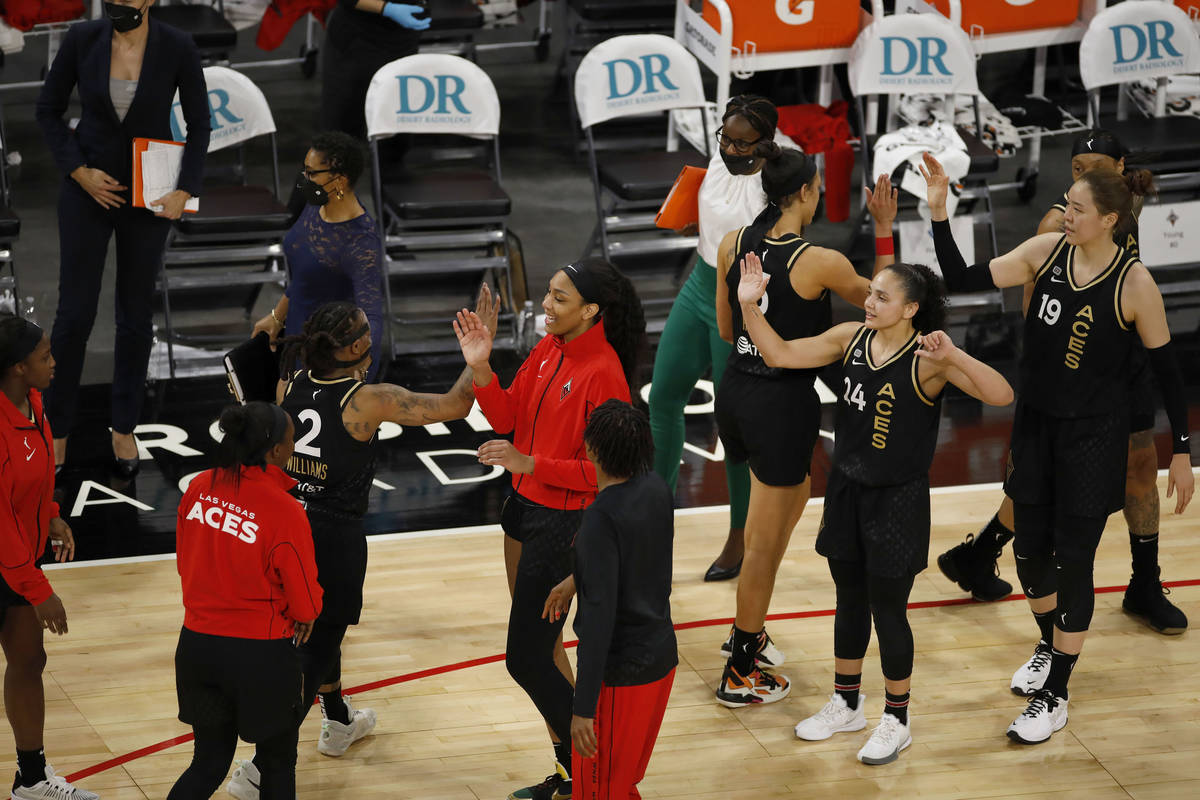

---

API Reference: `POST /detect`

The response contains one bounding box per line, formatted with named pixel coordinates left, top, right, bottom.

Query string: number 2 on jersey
left=294, top=409, right=322, bottom=457
left=843, top=377, right=866, bottom=412
left=1037, top=294, right=1061, bottom=326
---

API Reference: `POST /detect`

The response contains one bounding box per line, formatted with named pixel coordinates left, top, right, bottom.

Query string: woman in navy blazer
left=35, top=0, right=209, bottom=476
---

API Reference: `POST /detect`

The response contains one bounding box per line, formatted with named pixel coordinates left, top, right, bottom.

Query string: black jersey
left=1020, top=236, right=1140, bottom=418
left=280, top=371, right=377, bottom=518
left=1050, top=190, right=1140, bottom=258
left=725, top=228, right=833, bottom=379
left=833, top=327, right=943, bottom=487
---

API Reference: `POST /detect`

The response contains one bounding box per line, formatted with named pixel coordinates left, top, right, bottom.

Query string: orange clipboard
left=654, top=165, right=706, bottom=230
left=132, top=137, right=198, bottom=213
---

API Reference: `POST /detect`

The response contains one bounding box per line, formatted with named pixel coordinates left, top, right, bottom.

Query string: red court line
left=64, top=578, right=1200, bottom=784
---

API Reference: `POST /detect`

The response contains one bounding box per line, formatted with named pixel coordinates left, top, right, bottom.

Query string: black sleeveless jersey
left=280, top=371, right=377, bottom=518
left=833, top=327, right=943, bottom=487
left=725, top=228, right=833, bottom=379
left=1020, top=236, right=1139, bottom=418
left=1050, top=190, right=1140, bottom=259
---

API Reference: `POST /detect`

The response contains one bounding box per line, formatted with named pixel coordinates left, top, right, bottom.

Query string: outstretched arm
left=867, top=172, right=898, bottom=277
left=915, top=330, right=1013, bottom=406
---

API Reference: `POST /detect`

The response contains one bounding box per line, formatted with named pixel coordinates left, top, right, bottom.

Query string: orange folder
left=655, top=165, right=707, bottom=230
left=132, top=137, right=198, bottom=213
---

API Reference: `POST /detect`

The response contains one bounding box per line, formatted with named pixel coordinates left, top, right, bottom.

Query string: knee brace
left=1053, top=556, right=1096, bottom=633
left=1013, top=503, right=1056, bottom=599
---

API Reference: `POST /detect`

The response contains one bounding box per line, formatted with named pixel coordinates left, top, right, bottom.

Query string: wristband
left=875, top=236, right=895, bottom=257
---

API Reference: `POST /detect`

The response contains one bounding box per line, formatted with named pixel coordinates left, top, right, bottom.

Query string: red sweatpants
left=573, top=668, right=675, bottom=800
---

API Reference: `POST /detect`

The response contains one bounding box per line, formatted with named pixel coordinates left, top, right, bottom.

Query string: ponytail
left=211, top=402, right=289, bottom=488
left=562, top=258, right=647, bottom=394
left=277, top=301, right=368, bottom=380
left=886, top=262, right=948, bottom=334
left=741, top=144, right=818, bottom=253
left=1076, top=167, right=1155, bottom=243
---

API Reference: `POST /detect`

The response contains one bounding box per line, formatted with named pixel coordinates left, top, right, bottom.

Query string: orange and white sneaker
left=714, top=664, right=791, bottom=708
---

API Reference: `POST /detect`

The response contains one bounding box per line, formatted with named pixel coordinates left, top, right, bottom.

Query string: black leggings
left=167, top=720, right=297, bottom=800
left=297, top=619, right=349, bottom=723
left=1012, top=502, right=1106, bottom=633
left=828, top=558, right=916, bottom=681
left=503, top=502, right=582, bottom=745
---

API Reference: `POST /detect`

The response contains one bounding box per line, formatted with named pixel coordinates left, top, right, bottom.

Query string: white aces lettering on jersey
left=184, top=492, right=260, bottom=543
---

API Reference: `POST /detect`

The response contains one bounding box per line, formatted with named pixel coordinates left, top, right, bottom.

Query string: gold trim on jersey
left=785, top=241, right=812, bottom=272
left=911, top=353, right=936, bottom=407
left=843, top=326, right=870, bottom=366
left=308, top=374, right=359, bottom=386
left=1067, top=242, right=1124, bottom=291
left=339, top=381, right=365, bottom=410
left=1113, top=255, right=1140, bottom=332
left=864, top=329, right=919, bottom=372
left=1034, top=235, right=1070, bottom=282
left=763, top=233, right=804, bottom=245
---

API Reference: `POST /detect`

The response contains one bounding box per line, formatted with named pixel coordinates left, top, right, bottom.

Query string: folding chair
left=365, top=53, right=519, bottom=356
left=574, top=33, right=709, bottom=332
left=157, top=66, right=291, bottom=378
left=421, top=0, right=486, bottom=59
left=850, top=4, right=1004, bottom=318
left=151, top=0, right=238, bottom=63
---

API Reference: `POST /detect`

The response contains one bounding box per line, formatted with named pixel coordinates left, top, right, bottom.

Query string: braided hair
left=583, top=399, right=653, bottom=480
left=211, top=402, right=290, bottom=488
left=722, top=94, right=778, bottom=141
left=311, top=130, right=366, bottom=186
left=568, top=258, right=647, bottom=394
left=0, top=312, right=27, bottom=376
left=277, top=301, right=367, bottom=379
left=884, top=263, right=948, bottom=334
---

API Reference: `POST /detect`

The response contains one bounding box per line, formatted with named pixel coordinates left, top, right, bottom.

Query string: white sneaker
left=719, top=627, right=786, bottom=668
left=1006, top=689, right=1068, bottom=744
left=11, top=766, right=100, bottom=800
left=226, top=759, right=260, bottom=800
left=794, top=693, right=868, bottom=741
left=857, top=714, right=912, bottom=765
left=317, top=696, right=377, bottom=757
left=1010, top=641, right=1053, bottom=696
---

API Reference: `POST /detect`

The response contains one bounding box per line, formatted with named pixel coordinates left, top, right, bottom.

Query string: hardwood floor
left=3, top=477, right=1198, bottom=799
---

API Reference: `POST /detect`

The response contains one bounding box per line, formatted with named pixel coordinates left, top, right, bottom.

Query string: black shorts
left=309, top=510, right=368, bottom=627
left=1128, top=350, right=1156, bottom=434
left=816, top=468, right=930, bottom=578
left=1004, top=401, right=1128, bottom=519
left=715, top=368, right=821, bottom=487
left=174, top=627, right=302, bottom=742
left=501, top=493, right=581, bottom=581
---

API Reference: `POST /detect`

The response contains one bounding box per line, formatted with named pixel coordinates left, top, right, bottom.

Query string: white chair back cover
left=574, top=34, right=706, bottom=129
left=365, top=54, right=501, bottom=139
left=171, top=66, right=276, bottom=152
left=849, top=11, right=980, bottom=97
left=1079, top=0, right=1200, bottom=90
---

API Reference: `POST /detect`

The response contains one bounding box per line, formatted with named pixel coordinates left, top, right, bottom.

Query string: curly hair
left=722, top=94, right=778, bottom=141
left=277, top=301, right=366, bottom=379
left=885, top=262, right=948, bottom=334
left=311, top=130, right=366, bottom=186
left=584, top=399, right=653, bottom=480
left=567, top=258, right=647, bottom=393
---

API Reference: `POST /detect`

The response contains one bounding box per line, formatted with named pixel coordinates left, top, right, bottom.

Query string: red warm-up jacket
left=474, top=319, right=631, bottom=510
left=176, top=465, right=322, bottom=640
left=0, top=389, right=56, bottom=606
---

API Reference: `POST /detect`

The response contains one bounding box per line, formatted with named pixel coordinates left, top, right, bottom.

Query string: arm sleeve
left=34, top=26, right=87, bottom=176
left=931, top=219, right=999, bottom=293
left=348, top=231, right=385, bottom=381
left=474, top=358, right=536, bottom=435
left=268, top=507, right=323, bottom=622
left=0, top=453, right=53, bottom=606
left=175, top=37, right=210, bottom=196
left=572, top=511, right=620, bottom=718
left=1147, top=342, right=1192, bottom=455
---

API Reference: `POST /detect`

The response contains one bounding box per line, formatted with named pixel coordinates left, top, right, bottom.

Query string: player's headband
left=1072, top=131, right=1126, bottom=160
left=563, top=262, right=601, bottom=305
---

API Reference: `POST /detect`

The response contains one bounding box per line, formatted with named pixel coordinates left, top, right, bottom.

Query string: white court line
left=43, top=468, right=1196, bottom=570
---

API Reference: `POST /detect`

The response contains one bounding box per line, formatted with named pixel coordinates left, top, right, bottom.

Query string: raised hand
left=917, top=151, right=949, bottom=214
left=866, top=172, right=898, bottom=231
left=475, top=282, right=500, bottom=337
left=915, top=330, right=958, bottom=361
left=454, top=308, right=494, bottom=369
left=737, top=251, right=771, bottom=305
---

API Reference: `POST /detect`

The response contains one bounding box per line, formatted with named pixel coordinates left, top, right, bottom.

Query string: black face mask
left=720, top=150, right=759, bottom=176
left=104, top=1, right=146, bottom=33
left=296, top=174, right=334, bottom=207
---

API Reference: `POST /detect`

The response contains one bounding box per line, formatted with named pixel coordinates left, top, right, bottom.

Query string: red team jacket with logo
left=0, top=389, right=57, bottom=606
left=176, top=465, right=322, bottom=640
left=474, top=319, right=630, bottom=510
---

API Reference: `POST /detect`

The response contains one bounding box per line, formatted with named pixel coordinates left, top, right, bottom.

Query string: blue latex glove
left=381, top=2, right=431, bottom=30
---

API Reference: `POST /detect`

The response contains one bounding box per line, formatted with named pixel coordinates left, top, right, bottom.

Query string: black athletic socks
left=552, top=741, right=572, bottom=779
left=1033, top=610, right=1055, bottom=646
left=1129, top=531, right=1159, bottom=577
left=978, top=514, right=1014, bottom=550
left=318, top=690, right=351, bottom=725
left=1043, top=648, right=1079, bottom=700
left=834, top=672, right=861, bottom=709
left=883, top=691, right=910, bottom=725
left=15, top=748, right=45, bottom=788
left=729, top=626, right=759, bottom=677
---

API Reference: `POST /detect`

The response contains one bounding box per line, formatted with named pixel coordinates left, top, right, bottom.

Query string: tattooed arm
left=341, top=369, right=475, bottom=441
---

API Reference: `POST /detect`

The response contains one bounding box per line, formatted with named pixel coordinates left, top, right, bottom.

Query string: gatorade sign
left=695, top=0, right=859, bottom=54
left=366, top=54, right=500, bottom=138
left=575, top=34, right=705, bottom=129
left=849, top=12, right=979, bottom=96
left=170, top=66, right=275, bottom=153
left=1079, top=2, right=1200, bottom=89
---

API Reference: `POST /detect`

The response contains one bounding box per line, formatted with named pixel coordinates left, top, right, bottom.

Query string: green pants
left=648, top=257, right=751, bottom=528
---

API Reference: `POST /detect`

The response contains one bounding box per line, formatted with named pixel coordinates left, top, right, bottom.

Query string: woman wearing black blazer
left=35, top=0, right=209, bottom=475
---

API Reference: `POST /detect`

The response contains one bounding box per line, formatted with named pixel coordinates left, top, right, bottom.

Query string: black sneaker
left=1123, top=569, right=1188, bottom=634
left=937, top=533, right=1012, bottom=602
left=507, top=761, right=571, bottom=800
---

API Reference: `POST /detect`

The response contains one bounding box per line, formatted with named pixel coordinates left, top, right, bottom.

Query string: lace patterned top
left=283, top=203, right=384, bottom=381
